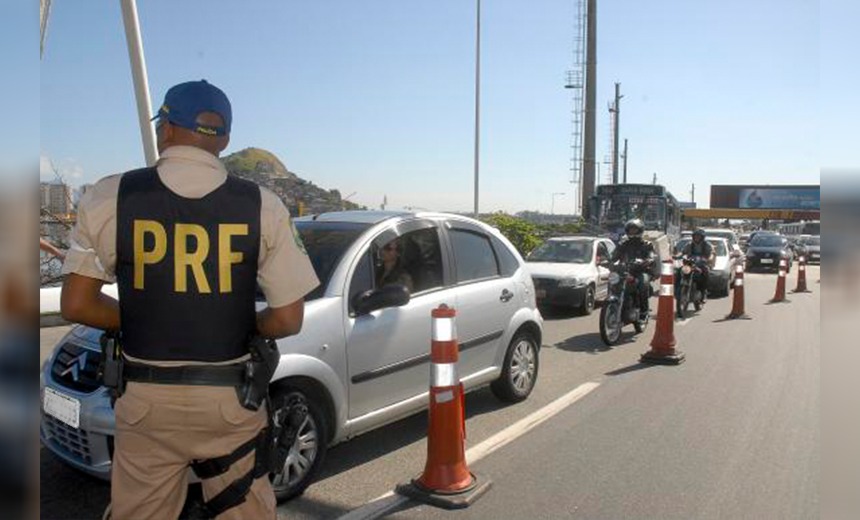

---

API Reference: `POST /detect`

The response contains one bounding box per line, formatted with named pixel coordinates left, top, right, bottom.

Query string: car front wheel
left=269, top=388, right=329, bottom=502
left=491, top=332, right=539, bottom=403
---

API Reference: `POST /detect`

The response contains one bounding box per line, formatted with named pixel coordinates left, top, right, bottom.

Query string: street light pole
left=473, top=0, right=481, bottom=217
left=551, top=192, right=565, bottom=215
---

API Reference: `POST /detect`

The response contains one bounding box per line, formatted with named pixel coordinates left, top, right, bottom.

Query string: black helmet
left=624, top=219, right=645, bottom=238
left=693, top=228, right=706, bottom=240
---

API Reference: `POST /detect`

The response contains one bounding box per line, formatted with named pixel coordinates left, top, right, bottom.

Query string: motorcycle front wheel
left=677, top=282, right=691, bottom=320
left=599, top=301, right=623, bottom=346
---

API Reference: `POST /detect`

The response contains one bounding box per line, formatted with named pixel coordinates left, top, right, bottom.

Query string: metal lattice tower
left=564, top=0, right=588, bottom=215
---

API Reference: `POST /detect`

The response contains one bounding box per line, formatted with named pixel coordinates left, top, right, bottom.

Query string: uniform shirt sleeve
left=61, top=175, right=121, bottom=283
left=257, top=188, right=320, bottom=308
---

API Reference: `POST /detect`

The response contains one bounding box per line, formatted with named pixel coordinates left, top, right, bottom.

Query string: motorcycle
left=599, top=259, right=650, bottom=346
left=674, top=255, right=707, bottom=319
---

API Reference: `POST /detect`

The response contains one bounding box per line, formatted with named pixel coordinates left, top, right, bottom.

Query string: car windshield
left=295, top=221, right=371, bottom=300
left=750, top=235, right=784, bottom=247
left=800, top=236, right=820, bottom=246
left=673, top=238, right=726, bottom=256
left=528, top=240, right=593, bottom=264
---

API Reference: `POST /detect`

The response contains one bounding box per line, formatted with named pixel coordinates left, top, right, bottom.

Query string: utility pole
left=610, top=82, right=623, bottom=185
left=472, top=0, right=481, bottom=217
left=622, top=138, right=628, bottom=184
left=582, top=0, right=597, bottom=218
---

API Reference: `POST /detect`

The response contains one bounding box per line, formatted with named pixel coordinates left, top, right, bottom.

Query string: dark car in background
left=796, top=235, right=820, bottom=263
left=745, top=233, right=793, bottom=272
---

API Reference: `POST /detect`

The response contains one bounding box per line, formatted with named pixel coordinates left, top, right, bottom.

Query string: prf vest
left=116, top=167, right=261, bottom=362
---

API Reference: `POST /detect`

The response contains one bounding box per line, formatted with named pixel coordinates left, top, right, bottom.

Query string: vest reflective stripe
left=116, top=167, right=261, bottom=362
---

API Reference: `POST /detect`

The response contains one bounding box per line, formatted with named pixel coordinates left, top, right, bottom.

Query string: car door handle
left=500, top=289, right=514, bottom=302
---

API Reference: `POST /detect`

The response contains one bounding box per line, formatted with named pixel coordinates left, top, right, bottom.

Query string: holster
left=236, top=335, right=279, bottom=412
left=98, top=331, right=125, bottom=398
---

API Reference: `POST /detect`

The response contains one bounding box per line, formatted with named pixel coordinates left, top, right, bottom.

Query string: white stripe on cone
left=431, top=363, right=458, bottom=387
left=735, top=278, right=744, bottom=287
left=662, top=262, right=673, bottom=276
left=431, top=318, right=455, bottom=342
left=660, top=285, right=674, bottom=296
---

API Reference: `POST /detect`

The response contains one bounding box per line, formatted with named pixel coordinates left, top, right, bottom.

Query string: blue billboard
left=738, top=188, right=819, bottom=210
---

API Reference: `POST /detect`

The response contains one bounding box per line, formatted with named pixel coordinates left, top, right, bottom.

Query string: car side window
left=596, top=242, right=609, bottom=263
left=348, top=250, right=375, bottom=312
left=450, top=229, right=500, bottom=283
left=490, top=235, right=519, bottom=277
left=395, top=228, right=444, bottom=293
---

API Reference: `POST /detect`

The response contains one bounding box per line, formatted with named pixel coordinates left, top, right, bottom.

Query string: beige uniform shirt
left=63, top=145, right=319, bottom=317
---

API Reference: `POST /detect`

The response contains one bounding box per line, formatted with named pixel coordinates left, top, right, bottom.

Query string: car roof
left=295, top=210, right=412, bottom=225
left=546, top=235, right=602, bottom=242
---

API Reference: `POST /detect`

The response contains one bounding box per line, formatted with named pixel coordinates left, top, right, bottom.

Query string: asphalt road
left=39, top=267, right=820, bottom=519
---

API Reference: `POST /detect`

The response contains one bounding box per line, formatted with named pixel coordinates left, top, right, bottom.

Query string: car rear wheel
left=491, top=332, right=539, bottom=403
left=269, top=388, right=329, bottom=502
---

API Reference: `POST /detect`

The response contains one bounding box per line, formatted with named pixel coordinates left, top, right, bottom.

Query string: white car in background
left=526, top=236, right=616, bottom=315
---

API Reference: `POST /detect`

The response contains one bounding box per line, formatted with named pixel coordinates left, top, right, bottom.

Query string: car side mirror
left=352, top=284, right=411, bottom=315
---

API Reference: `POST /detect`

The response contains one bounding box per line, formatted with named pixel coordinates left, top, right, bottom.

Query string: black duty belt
left=123, top=362, right=245, bottom=386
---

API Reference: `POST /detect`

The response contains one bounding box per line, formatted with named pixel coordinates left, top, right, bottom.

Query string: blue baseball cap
left=152, top=80, right=232, bottom=136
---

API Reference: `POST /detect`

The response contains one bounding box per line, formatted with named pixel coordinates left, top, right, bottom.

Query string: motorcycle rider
left=610, top=218, right=657, bottom=319
left=679, top=228, right=715, bottom=302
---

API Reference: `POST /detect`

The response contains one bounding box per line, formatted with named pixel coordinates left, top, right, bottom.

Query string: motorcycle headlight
left=682, top=265, right=693, bottom=275
left=558, top=277, right=582, bottom=288
left=608, top=272, right=621, bottom=285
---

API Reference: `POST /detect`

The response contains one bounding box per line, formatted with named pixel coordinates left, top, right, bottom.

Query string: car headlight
left=558, top=277, right=582, bottom=288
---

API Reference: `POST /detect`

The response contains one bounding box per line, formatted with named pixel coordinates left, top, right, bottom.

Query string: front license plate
left=760, top=258, right=774, bottom=264
left=43, top=387, right=81, bottom=429
left=536, top=289, right=546, bottom=299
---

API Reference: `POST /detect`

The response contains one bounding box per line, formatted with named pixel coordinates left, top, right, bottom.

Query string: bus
left=587, top=183, right=681, bottom=259
left=778, top=220, right=820, bottom=236
left=588, top=184, right=681, bottom=239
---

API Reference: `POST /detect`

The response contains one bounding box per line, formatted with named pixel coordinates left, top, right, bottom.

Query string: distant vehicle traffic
left=40, top=210, right=544, bottom=501
left=526, top=236, right=616, bottom=315
left=778, top=220, right=820, bottom=236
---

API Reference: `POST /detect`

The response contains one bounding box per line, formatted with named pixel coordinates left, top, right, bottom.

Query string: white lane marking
left=465, top=381, right=600, bottom=463
left=336, top=381, right=601, bottom=520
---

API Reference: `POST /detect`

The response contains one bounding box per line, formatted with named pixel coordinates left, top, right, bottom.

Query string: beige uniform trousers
left=111, top=382, right=276, bottom=519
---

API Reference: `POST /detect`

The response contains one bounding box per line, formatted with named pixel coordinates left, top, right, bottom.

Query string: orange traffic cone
left=792, top=255, right=810, bottom=293
left=770, top=258, right=788, bottom=303
left=641, top=259, right=685, bottom=365
left=396, top=305, right=491, bottom=509
left=726, top=263, right=751, bottom=320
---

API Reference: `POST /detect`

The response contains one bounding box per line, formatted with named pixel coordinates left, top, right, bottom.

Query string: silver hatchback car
left=40, top=210, right=543, bottom=501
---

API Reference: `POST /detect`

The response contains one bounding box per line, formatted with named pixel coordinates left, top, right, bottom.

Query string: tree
left=482, top=213, right=542, bottom=256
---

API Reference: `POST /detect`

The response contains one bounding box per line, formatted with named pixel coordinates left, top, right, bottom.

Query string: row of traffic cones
left=401, top=257, right=815, bottom=509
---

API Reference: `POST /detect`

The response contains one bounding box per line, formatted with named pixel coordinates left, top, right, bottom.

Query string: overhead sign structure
left=710, top=185, right=819, bottom=210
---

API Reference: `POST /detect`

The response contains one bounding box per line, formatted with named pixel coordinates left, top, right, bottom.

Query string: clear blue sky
left=25, top=0, right=846, bottom=212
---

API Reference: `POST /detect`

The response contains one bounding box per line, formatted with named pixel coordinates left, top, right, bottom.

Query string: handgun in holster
left=237, top=335, right=279, bottom=412
left=99, top=331, right=125, bottom=398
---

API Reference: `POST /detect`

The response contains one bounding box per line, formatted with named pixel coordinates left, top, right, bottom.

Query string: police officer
left=681, top=228, right=715, bottom=301
left=610, top=218, right=657, bottom=319
left=60, top=80, right=319, bottom=519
